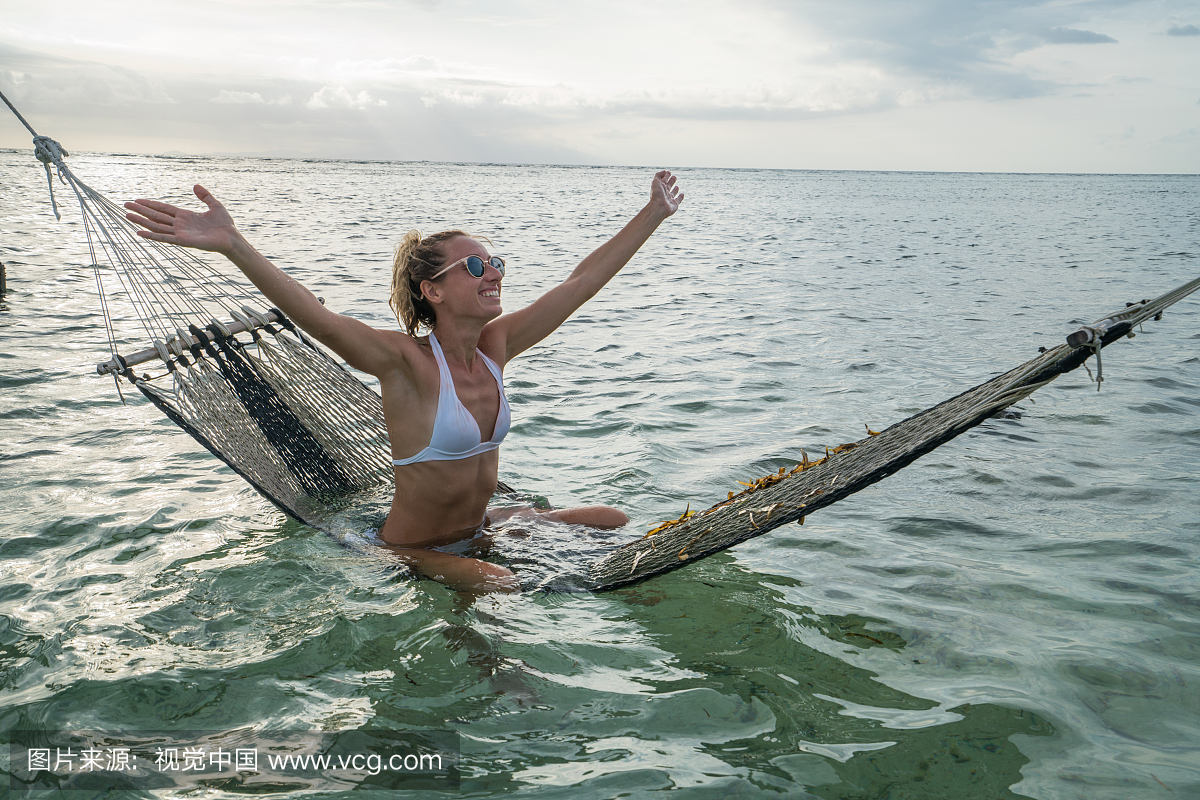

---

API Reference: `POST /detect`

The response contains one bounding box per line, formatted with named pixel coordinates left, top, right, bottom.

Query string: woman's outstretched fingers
left=126, top=200, right=172, bottom=229
left=124, top=187, right=239, bottom=253
left=125, top=201, right=172, bottom=242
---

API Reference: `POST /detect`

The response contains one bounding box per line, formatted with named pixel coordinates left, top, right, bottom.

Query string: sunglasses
left=430, top=255, right=506, bottom=280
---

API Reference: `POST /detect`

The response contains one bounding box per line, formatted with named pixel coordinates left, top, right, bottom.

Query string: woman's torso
left=377, top=331, right=509, bottom=546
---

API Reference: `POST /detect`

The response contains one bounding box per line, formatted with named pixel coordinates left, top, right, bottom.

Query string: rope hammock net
left=3, top=91, right=395, bottom=525
left=6, top=91, right=1198, bottom=591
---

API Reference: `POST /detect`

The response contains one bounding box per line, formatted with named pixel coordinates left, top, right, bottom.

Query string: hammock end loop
left=31, top=136, right=69, bottom=221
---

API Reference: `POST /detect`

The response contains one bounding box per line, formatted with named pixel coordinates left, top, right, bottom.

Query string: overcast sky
left=2, top=0, right=1198, bottom=172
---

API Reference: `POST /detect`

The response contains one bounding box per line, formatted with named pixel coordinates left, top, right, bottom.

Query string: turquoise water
left=2, top=150, right=1199, bottom=798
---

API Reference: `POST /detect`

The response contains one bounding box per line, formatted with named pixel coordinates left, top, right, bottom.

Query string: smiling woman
left=124, top=171, right=684, bottom=593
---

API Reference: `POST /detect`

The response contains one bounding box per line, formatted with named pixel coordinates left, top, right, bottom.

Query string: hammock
left=3, top=90, right=395, bottom=525
left=586, top=278, right=1200, bottom=589
left=6, top=92, right=1198, bottom=590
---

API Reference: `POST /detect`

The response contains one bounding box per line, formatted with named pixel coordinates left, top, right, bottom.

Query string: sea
left=1, top=148, right=1198, bottom=799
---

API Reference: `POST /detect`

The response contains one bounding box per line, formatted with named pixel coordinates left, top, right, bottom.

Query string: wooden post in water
left=0, top=261, right=6, bottom=296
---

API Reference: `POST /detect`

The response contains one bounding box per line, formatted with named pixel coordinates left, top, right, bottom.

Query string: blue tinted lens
left=464, top=256, right=504, bottom=277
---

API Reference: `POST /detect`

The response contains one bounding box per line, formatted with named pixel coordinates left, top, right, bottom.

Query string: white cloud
left=305, top=84, right=387, bottom=110
left=0, top=44, right=174, bottom=108
left=211, top=89, right=294, bottom=106
left=332, top=56, right=466, bottom=78
left=421, top=89, right=485, bottom=108
left=1041, top=27, right=1118, bottom=44
left=212, top=90, right=265, bottom=104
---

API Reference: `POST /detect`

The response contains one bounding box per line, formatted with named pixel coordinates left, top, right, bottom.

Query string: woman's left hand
left=650, top=170, right=684, bottom=217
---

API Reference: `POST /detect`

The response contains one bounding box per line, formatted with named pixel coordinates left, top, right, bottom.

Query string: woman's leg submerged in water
left=490, top=504, right=629, bottom=529
left=383, top=505, right=628, bottom=595
left=384, top=546, right=520, bottom=595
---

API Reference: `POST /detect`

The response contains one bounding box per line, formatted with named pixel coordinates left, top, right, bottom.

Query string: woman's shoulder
left=350, top=324, right=434, bottom=374
left=392, top=329, right=439, bottom=368
left=476, top=324, right=509, bottom=370
left=369, top=329, right=441, bottom=396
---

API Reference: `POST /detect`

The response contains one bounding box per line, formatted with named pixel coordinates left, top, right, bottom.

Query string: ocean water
left=1, top=149, right=1198, bottom=799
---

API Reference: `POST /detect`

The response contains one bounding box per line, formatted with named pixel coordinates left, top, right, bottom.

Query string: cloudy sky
left=2, top=0, right=1198, bottom=172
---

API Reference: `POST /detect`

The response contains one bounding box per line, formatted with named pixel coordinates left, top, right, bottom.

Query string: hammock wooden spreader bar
left=96, top=307, right=284, bottom=375
left=586, top=277, right=1200, bottom=591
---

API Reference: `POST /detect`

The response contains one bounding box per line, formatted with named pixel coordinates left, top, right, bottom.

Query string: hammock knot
left=189, top=323, right=219, bottom=360
left=153, top=339, right=173, bottom=369
left=268, top=307, right=296, bottom=334
left=231, top=307, right=266, bottom=342
left=33, top=135, right=68, bottom=166
left=112, top=352, right=137, bottom=384
left=31, top=135, right=70, bottom=221
left=210, top=318, right=234, bottom=338
left=175, top=327, right=196, bottom=356
left=239, top=305, right=272, bottom=329
left=167, top=334, right=187, bottom=359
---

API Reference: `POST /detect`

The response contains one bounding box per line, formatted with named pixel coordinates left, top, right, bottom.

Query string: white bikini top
left=391, top=332, right=511, bottom=466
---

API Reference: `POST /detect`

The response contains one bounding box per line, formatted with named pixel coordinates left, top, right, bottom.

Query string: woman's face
left=427, top=237, right=504, bottom=320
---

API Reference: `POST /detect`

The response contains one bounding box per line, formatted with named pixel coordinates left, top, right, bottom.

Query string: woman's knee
left=389, top=547, right=519, bottom=594
left=473, top=561, right=520, bottom=593
left=546, top=505, right=629, bottom=529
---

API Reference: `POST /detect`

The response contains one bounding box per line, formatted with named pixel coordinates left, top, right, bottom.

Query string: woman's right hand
left=125, top=184, right=240, bottom=255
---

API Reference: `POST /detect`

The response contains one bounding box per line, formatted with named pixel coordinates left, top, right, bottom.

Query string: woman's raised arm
left=490, top=170, right=684, bottom=362
left=125, top=185, right=408, bottom=377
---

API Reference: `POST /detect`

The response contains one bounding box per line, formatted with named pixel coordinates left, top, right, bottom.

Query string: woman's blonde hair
left=389, top=229, right=471, bottom=336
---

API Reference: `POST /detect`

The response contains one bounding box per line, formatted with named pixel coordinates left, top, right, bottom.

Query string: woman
left=125, top=170, right=684, bottom=593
